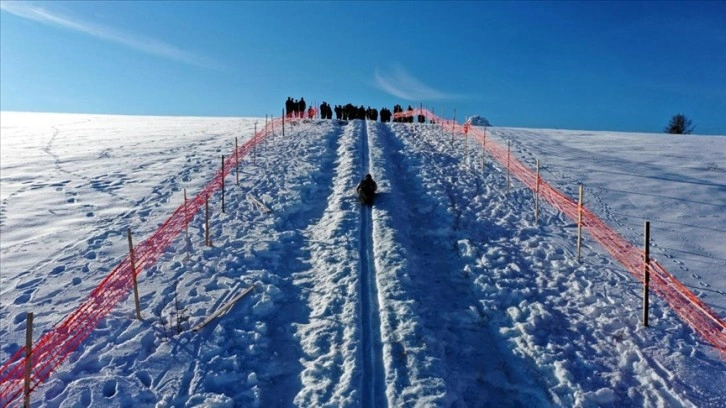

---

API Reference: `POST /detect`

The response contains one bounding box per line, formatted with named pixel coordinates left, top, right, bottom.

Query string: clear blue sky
left=2, top=1, right=725, bottom=134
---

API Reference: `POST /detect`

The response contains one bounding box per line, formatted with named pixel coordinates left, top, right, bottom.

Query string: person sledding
left=356, top=174, right=378, bottom=205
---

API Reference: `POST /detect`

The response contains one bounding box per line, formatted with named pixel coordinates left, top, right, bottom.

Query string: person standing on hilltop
left=298, top=98, right=306, bottom=118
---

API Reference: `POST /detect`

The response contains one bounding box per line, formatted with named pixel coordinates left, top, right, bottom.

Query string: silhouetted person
left=298, top=98, right=306, bottom=118
left=335, top=105, right=342, bottom=120
left=285, top=97, right=294, bottom=118
left=356, top=174, right=378, bottom=205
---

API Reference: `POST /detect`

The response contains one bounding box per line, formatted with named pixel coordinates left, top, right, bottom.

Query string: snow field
left=1, top=112, right=724, bottom=407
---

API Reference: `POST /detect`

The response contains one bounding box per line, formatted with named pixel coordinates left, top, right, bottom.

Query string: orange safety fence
left=394, top=108, right=726, bottom=357
left=0, top=115, right=306, bottom=407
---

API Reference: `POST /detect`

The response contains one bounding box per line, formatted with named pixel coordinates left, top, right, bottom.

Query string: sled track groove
left=359, top=120, right=387, bottom=407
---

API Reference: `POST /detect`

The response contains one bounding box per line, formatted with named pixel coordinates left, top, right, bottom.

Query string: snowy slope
left=1, top=112, right=725, bottom=407
left=487, top=128, right=726, bottom=314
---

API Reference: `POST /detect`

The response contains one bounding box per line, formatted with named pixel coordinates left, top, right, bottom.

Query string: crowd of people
left=283, top=97, right=432, bottom=207
left=285, top=97, right=307, bottom=118
left=284, top=97, right=429, bottom=123
left=392, top=104, right=426, bottom=123
left=332, top=104, right=381, bottom=121
left=319, top=102, right=333, bottom=119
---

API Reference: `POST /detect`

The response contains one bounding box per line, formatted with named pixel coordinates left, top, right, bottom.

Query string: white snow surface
left=1, top=112, right=725, bottom=407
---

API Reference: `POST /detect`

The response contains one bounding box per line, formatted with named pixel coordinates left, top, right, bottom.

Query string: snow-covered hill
left=1, top=112, right=724, bottom=407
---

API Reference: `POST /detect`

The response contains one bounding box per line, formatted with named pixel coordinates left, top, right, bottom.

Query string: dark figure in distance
left=298, top=98, right=306, bottom=118
left=285, top=97, right=294, bottom=117
left=356, top=174, right=378, bottom=205
left=393, top=104, right=403, bottom=122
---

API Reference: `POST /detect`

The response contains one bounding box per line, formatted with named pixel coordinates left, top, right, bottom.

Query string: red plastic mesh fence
left=0, top=115, right=308, bottom=407
left=393, top=108, right=726, bottom=357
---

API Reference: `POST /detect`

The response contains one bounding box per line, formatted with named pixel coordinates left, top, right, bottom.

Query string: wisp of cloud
left=0, top=2, right=220, bottom=69
left=373, top=65, right=461, bottom=101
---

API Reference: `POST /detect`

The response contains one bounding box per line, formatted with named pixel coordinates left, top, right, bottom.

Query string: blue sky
left=1, top=1, right=725, bottom=134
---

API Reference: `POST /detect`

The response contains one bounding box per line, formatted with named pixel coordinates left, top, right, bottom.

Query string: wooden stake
left=127, top=228, right=142, bottom=320
left=464, top=120, right=469, bottom=161
left=184, top=189, right=188, bottom=237
left=482, top=128, right=486, bottom=171
left=577, top=185, right=584, bottom=261
left=24, top=312, right=33, bottom=408
left=192, top=285, right=256, bottom=332
left=235, top=137, right=239, bottom=185
left=205, top=195, right=211, bottom=246
left=221, top=155, right=225, bottom=214
left=282, top=109, right=285, bottom=137
left=643, top=221, right=651, bottom=327
left=453, top=108, right=456, bottom=133
left=450, top=108, right=455, bottom=144
left=441, top=107, right=445, bottom=137
left=184, top=189, right=190, bottom=259
left=507, top=141, right=511, bottom=193
left=535, top=159, right=540, bottom=223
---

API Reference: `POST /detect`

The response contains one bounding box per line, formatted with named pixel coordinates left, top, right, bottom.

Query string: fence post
left=221, top=155, right=225, bottom=214
left=282, top=109, right=285, bottom=137
left=441, top=107, right=445, bottom=137
left=643, top=221, right=651, bottom=327
left=205, top=195, right=211, bottom=247
left=577, top=185, right=584, bottom=261
left=464, top=119, right=469, bottom=162
left=184, top=189, right=190, bottom=260
left=235, top=137, right=240, bottom=185
left=24, top=312, right=33, bottom=408
left=253, top=123, right=257, bottom=166
left=482, top=127, right=487, bottom=171
left=453, top=108, right=456, bottom=133
left=127, top=228, right=142, bottom=320
left=184, top=189, right=189, bottom=239
left=535, top=159, right=540, bottom=223
left=507, top=141, right=511, bottom=194
left=450, top=109, right=455, bottom=144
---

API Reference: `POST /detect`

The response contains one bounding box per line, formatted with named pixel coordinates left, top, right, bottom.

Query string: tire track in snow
left=359, top=119, right=387, bottom=408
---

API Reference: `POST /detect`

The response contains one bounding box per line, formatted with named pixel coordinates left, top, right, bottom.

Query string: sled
left=357, top=188, right=375, bottom=206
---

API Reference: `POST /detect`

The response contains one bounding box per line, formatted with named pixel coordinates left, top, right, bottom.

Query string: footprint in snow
left=103, top=379, right=118, bottom=397
left=50, top=265, right=66, bottom=275
left=14, top=291, right=31, bottom=305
